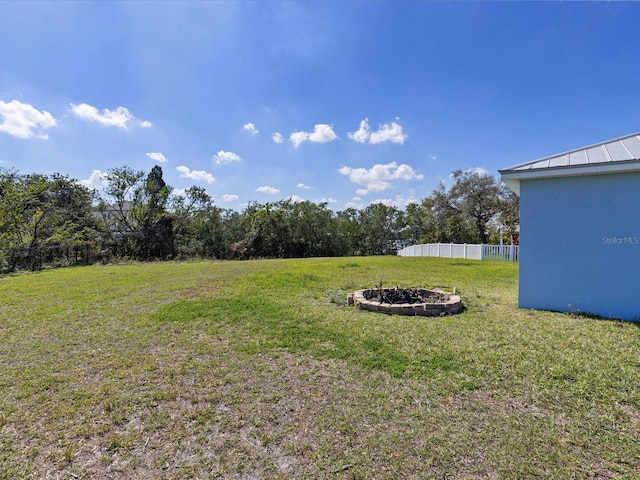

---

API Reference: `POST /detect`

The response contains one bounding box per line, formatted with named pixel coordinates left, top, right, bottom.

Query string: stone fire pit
left=347, top=286, right=464, bottom=317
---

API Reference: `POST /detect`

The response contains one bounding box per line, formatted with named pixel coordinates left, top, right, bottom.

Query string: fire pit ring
left=347, top=287, right=464, bottom=317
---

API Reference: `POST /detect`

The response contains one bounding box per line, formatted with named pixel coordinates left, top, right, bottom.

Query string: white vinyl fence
left=397, top=243, right=519, bottom=262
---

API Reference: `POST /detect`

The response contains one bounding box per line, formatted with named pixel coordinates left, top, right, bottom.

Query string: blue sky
left=2, top=1, right=640, bottom=211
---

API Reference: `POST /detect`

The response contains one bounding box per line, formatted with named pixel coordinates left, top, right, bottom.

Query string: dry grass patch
left=1, top=258, right=640, bottom=478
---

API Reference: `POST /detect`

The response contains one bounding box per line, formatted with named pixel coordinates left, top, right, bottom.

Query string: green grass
left=1, top=257, right=639, bottom=478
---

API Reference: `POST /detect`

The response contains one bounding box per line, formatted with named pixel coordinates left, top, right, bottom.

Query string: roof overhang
left=499, top=132, right=640, bottom=195
left=499, top=160, right=640, bottom=195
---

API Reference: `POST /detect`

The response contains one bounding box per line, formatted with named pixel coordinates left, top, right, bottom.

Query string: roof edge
left=499, top=158, right=640, bottom=180
left=500, top=131, right=640, bottom=173
left=499, top=160, right=640, bottom=196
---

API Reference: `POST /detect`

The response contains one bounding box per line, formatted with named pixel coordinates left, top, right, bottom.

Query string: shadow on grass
left=566, top=310, right=640, bottom=328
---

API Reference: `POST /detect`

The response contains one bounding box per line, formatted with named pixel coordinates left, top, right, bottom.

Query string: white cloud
left=345, top=200, right=363, bottom=209
left=257, top=186, right=280, bottom=195
left=289, top=131, right=309, bottom=148
left=297, top=183, right=311, bottom=189
left=272, top=132, right=284, bottom=144
left=0, top=100, right=56, bottom=139
left=318, top=197, right=338, bottom=204
left=348, top=118, right=408, bottom=145
left=213, top=150, right=242, bottom=164
left=79, top=169, right=106, bottom=190
left=70, top=103, right=138, bottom=128
left=427, top=153, right=438, bottom=161
left=339, top=162, right=423, bottom=192
left=140, top=120, right=153, bottom=128
left=369, top=121, right=407, bottom=144
left=347, top=118, right=371, bottom=143
left=309, top=124, right=338, bottom=143
left=289, top=124, right=337, bottom=148
left=356, top=188, right=369, bottom=196
left=177, top=165, right=215, bottom=183
left=146, top=152, right=167, bottom=163
left=244, top=122, right=259, bottom=134
left=172, top=187, right=187, bottom=197
left=222, top=194, right=239, bottom=202
left=287, top=195, right=304, bottom=203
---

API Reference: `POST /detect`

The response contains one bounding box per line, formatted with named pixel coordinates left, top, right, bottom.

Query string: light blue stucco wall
left=519, top=172, right=640, bottom=321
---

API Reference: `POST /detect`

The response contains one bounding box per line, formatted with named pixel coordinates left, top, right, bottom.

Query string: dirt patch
left=2, top=345, right=627, bottom=480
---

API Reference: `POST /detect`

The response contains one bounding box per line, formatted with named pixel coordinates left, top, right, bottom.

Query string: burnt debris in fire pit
left=347, top=283, right=464, bottom=316
left=364, top=285, right=449, bottom=305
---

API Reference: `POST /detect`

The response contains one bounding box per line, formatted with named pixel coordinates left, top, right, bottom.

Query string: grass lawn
left=1, top=256, right=639, bottom=479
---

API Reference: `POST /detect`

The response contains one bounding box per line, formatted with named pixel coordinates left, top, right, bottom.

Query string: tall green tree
left=414, top=197, right=442, bottom=244
left=401, top=202, right=428, bottom=246
left=286, top=200, right=335, bottom=258
left=246, top=202, right=291, bottom=258
left=358, top=203, right=403, bottom=255
left=225, top=209, right=253, bottom=259
left=496, top=183, right=520, bottom=244
left=334, top=208, right=362, bottom=256
left=100, top=165, right=174, bottom=259
left=0, top=170, right=100, bottom=271
left=99, top=166, right=145, bottom=257
left=0, top=169, right=22, bottom=270
left=431, top=169, right=501, bottom=244
left=139, top=165, right=173, bottom=258
left=172, top=185, right=213, bottom=258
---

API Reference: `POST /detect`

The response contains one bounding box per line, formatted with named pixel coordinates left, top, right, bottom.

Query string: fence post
left=464, top=243, right=467, bottom=259
left=480, top=244, right=485, bottom=260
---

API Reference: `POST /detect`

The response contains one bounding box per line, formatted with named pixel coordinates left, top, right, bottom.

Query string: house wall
left=519, top=171, right=640, bottom=321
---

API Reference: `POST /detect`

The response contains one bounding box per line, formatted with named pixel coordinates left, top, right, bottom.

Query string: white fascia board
left=501, top=178, right=520, bottom=195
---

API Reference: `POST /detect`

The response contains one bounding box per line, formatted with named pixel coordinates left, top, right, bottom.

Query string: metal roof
left=499, top=131, right=640, bottom=194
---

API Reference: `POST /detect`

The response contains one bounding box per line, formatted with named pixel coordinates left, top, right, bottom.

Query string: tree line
left=0, top=166, right=518, bottom=273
